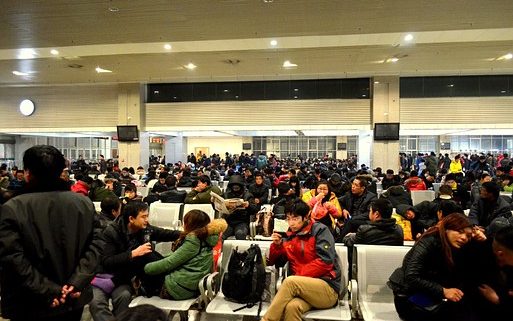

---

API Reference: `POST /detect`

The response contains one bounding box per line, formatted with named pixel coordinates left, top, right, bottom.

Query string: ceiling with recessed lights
left=1, top=0, right=512, bottom=85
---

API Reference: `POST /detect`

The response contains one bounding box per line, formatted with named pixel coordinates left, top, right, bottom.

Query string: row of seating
left=130, top=240, right=412, bottom=321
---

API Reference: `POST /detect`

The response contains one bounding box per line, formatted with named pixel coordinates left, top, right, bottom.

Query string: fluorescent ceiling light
left=17, top=48, right=37, bottom=59
left=164, top=44, right=172, bottom=50
left=184, top=63, right=197, bottom=70
left=50, top=49, right=59, bottom=55
left=270, top=39, right=278, bottom=46
left=283, top=60, right=298, bottom=68
left=12, top=70, right=30, bottom=76
left=497, top=53, right=513, bottom=60
left=182, top=131, right=231, bottom=137
left=302, top=129, right=360, bottom=136
left=95, top=66, right=112, bottom=73
left=404, top=34, right=414, bottom=41
left=386, top=57, right=399, bottom=63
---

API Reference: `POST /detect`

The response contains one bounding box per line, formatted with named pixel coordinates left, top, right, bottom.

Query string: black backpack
left=222, top=244, right=266, bottom=306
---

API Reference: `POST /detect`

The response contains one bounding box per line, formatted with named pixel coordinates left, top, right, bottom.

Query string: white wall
left=187, top=137, right=244, bottom=156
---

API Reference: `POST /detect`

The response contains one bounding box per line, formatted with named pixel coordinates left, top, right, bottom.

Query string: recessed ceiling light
left=270, top=40, right=278, bottom=46
left=17, top=48, right=37, bottom=59
left=235, top=95, right=239, bottom=99
left=108, top=7, right=119, bottom=12
left=283, top=60, right=298, bottom=68
left=164, top=44, right=172, bottom=50
left=223, top=89, right=230, bottom=93
left=294, top=88, right=299, bottom=91
left=293, top=96, right=298, bottom=99
left=404, top=34, right=414, bottom=41
left=50, top=49, right=59, bottom=55
left=374, top=81, right=380, bottom=84
left=448, top=84, right=454, bottom=87
left=385, top=57, right=399, bottom=63
left=154, top=90, right=160, bottom=94
left=362, top=94, right=367, bottom=97
left=184, top=63, right=197, bottom=70
left=262, top=0, right=274, bottom=2
left=12, top=70, right=29, bottom=76
left=501, top=90, right=507, bottom=93
left=95, top=66, right=112, bottom=73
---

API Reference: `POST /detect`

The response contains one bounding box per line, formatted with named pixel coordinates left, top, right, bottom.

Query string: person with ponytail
left=144, top=210, right=227, bottom=300
left=388, top=213, right=487, bottom=321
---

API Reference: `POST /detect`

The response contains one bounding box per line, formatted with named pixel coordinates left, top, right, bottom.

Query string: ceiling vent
left=223, top=59, right=241, bottom=65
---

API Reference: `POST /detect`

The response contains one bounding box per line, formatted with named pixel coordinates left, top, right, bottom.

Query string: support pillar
left=116, top=84, right=147, bottom=169
left=371, top=76, right=401, bottom=171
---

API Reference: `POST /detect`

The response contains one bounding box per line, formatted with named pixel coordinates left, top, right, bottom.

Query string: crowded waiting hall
left=1, top=1, right=513, bottom=321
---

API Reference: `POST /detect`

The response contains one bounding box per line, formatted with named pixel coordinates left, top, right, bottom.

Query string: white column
left=358, top=130, right=372, bottom=168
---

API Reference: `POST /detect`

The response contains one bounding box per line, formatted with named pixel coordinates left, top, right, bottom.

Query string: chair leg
left=178, top=310, right=189, bottom=321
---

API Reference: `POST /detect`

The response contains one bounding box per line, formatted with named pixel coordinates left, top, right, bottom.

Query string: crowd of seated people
left=2, top=149, right=513, bottom=321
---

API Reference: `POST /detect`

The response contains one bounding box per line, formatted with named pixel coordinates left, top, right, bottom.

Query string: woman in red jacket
left=262, top=199, right=342, bottom=321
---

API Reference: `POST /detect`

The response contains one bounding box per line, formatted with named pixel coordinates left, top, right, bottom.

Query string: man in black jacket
left=338, top=176, right=377, bottom=238
left=469, top=181, right=512, bottom=232
left=222, top=175, right=258, bottom=240
left=0, top=145, right=103, bottom=321
left=159, top=175, right=187, bottom=203
left=91, top=201, right=180, bottom=321
left=343, top=198, right=404, bottom=247
left=248, top=172, right=269, bottom=205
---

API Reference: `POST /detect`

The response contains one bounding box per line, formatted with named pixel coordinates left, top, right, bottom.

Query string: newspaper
left=273, top=218, right=289, bottom=233
left=210, top=191, right=245, bottom=215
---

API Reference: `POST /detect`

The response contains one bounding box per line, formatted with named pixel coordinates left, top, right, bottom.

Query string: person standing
left=0, top=145, right=103, bottom=321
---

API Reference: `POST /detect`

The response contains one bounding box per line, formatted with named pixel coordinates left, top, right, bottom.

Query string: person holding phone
left=262, top=199, right=342, bottom=321
left=91, top=202, right=180, bottom=321
left=388, top=213, right=487, bottom=321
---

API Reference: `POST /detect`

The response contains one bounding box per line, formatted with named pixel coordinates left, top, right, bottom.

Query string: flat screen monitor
left=374, top=123, right=400, bottom=140
left=117, top=125, right=139, bottom=142
left=242, top=143, right=252, bottom=150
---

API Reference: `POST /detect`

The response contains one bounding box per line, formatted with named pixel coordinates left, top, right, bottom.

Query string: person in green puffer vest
left=144, top=210, right=227, bottom=300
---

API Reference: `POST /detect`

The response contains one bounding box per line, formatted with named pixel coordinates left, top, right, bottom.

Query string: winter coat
left=449, top=160, right=463, bottom=174
left=306, top=192, right=342, bottom=231
left=248, top=182, right=270, bottom=205
left=468, top=197, right=512, bottom=228
left=338, top=190, right=377, bottom=220
left=160, top=187, right=187, bottom=203
left=101, top=218, right=180, bottom=286
left=268, top=220, right=342, bottom=293
left=380, top=186, right=412, bottom=207
left=185, top=185, right=222, bottom=204
left=343, top=218, right=404, bottom=247
left=71, top=180, right=89, bottom=196
left=145, top=219, right=227, bottom=300
left=90, top=186, right=117, bottom=202
left=0, top=191, right=102, bottom=319
left=388, top=233, right=472, bottom=300
left=224, top=175, right=258, bottom=226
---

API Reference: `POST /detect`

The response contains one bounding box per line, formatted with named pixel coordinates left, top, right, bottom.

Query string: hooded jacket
left=343, top=218, right=404, bottom=247
left=380, top=186, right=412, bottom=207
left=145, top=219, right=227, bottom=300
left=268, top=220, right=342, bottom=294
left=224, top=175, right=258, bottom=225
left=306, top=191, right=342, bottom=232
